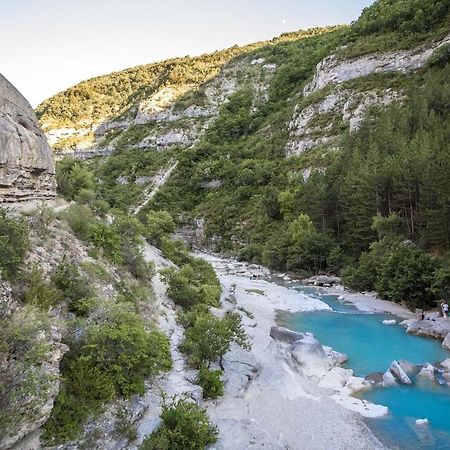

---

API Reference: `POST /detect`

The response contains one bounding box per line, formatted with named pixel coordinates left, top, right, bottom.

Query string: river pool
left=277, top=283, right=450, bottom=449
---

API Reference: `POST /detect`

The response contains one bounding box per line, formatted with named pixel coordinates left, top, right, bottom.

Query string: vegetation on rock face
left=36, top=27, right=342, bottom=130
left=42, top=303, right=171, bottom=444
left=0, top=210, right=28, bottom=279
left=140, top=396, right=218, bottom=450
left=343, top=0, right=450, bottom=56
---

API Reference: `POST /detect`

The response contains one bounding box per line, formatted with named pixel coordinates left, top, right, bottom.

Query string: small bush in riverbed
left=139, top=396, right=218, bottom=450
left=197, top=366, right=224, bottom=399
left=161, top=258, right=221, bottom=309
left=179, top=310, right=249, bottom=368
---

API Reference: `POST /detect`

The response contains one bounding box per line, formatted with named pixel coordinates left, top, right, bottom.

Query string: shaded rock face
left=0, top=74, right=56, bottom=202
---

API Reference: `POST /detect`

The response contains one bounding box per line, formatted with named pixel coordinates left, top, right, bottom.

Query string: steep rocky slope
left=0, top=74, right=55, bottom=202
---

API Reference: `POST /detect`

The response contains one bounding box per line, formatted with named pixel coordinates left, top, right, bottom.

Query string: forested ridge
left=52, top=0, right=450, bottom=311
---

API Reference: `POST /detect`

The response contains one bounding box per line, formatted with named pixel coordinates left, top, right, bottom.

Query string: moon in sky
left=281, top=19, right=287, bottom=25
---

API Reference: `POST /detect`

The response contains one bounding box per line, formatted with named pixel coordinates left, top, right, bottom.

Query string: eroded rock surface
left=0, top=74, right=56, bottom=202
left=303, top=35, right=450, bottom=96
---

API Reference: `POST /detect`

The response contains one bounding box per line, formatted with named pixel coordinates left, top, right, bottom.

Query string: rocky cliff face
left=0, top=74, right=56, bottom=202
left=303, top=34, right=450, bottom=96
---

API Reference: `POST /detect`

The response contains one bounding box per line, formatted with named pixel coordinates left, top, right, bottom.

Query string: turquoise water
left=277, top=283, right=450, bottom=449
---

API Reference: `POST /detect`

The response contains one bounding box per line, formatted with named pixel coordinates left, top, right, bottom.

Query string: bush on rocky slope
left=140, top=396, right=218, bottom=450
left=42, top=302, right=171, bottom=444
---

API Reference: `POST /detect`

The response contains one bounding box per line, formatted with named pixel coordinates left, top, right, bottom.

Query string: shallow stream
left=277, top=283, right=450, bottom=449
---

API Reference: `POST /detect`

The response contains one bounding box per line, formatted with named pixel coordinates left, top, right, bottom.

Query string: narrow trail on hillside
left=131, top=160, right=178, bottom=216
left=134, top=243, right=199, bottom=448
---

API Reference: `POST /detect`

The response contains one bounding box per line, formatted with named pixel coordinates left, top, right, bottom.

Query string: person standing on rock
left=443, top=302, right=449, bottom=319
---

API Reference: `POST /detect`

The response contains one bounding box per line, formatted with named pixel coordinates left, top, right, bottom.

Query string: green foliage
left=197, top=366, right=224, bottom=399
left=37, top=27, right=339, bottom=130
left=342, top=238, right=437, bottom=309
left=162, top=258, right=221, bottom=309
left=376, top=242, right=436, bottom=308
left=284, top=214, right=340, bottom=274
left=52, top=261, right=95, bottom=314
left=0, top=210, right=28, bottom=280
left=145, top=210, right=176, bottom=244
left=56, top=157, right=95, bottom=200
left=140, top=396, right=218, bottom=450
left=179, top=310, right=249, bottom=368
left=343, top=0, right=450, bottom=56
left=21, top=267, right=59, bottom=310
left=0, top=306, right=53, bottom=442
left=43, top=303, right=172, bottom=444
left=159, top=236, right=192, bottom=266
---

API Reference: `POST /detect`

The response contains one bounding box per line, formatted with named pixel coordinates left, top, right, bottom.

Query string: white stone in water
left=283, top=275, right=291, bottom=281
left=440, top=359, right=450, bottom=372
left=416, top=418, right=429, bottom=426
left=338, top=295, right=345, bottom=301
left=417, top=363, right=435, bottom=381
left=382, top=319, right=397, bottom=325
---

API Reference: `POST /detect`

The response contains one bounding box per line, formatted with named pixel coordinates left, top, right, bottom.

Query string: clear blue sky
left=0, top=0, right=373, bottom=107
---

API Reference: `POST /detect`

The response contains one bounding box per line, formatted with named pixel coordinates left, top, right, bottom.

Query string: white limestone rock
left=417, top=363, right=435, bottom=381
left=303, top=34, right=450, bottom=96
left=319, top=367, right=352, bottom=390
left=382, top=319, right=397, bottom=325
left=443, top=332, right=450, bottom=351
left=390, top=360, right=413, bottom=384
left=0, top=73, right=56, bottom=202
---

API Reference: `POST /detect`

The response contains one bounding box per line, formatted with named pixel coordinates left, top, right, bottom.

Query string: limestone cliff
left=0, top=74, right=56, bottom=202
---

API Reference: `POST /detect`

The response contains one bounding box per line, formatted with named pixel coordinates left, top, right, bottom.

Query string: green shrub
left=162, top=259, right=221, bottom=309
left=341, top=251, right=380, bottom=291
left=429, top=43, right=450, bottom=68
left=52, top=261, right=95, bottom=314
left=432, top=265, right=450, bottom=300
left=140, top=396, right=218, bottom=450
left=0, top=209, right=28, bottom=279
left=376, top=241, right=436, bottom=309
left=179, top=311, right=248, bottom=368
left=43, top=304, right=172, bottom=444
left=159, top=236, right=193, bottom=266
left=56, top=157, right=95, bottom=200
left=64, top=204, right=95, bottom=240
left=145, top=210, right=176, bottom=244
left=22, top=267, right=59, bottom=310
left=88, top=221, right=123, bottom=263
left=197, top=366, right=224, bottom=399
left=29, top=203, right=55, bottom=239
left=81, top=314, right=171, bottom=397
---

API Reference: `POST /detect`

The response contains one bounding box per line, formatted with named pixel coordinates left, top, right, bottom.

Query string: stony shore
left=197, top=253, right=386, bottom=450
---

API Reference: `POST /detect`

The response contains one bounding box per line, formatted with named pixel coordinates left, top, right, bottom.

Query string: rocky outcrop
left=0, top=74, right=56, bottom=202
left=402, top=316, right=450, bottom=341
left=285, top=85, right=402, bottom=155
left=443, top=332, right=450, bottom=351
left=303, top=34, right=450, bottom=96
left=389, top=360, right=413, bottom=384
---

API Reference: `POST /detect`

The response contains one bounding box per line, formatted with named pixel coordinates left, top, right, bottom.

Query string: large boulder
left=270, top=326, right=307, bottom=344
left=390, top=360, right=413, bottom=384
left=0, top=74, right=55, bottom=202
left=290, top=335, right=330, bottom=378
left=443, top=332, right=450, bottom=351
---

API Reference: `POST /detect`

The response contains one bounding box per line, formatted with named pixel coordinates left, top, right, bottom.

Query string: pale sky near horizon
left=1, top=0, right=373, bottom=107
